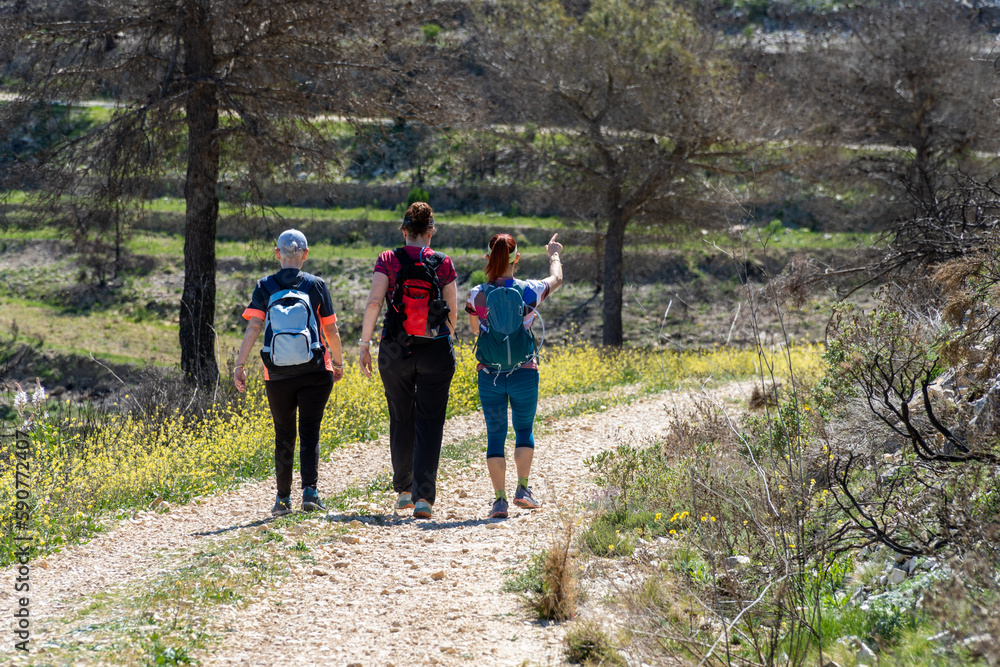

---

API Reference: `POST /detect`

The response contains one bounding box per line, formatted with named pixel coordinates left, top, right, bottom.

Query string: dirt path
left=1, top=383, right=750, bottom=666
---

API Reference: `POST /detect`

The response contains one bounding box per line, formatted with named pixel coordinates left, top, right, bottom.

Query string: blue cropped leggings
left=478, top=368, right=539, bottom=459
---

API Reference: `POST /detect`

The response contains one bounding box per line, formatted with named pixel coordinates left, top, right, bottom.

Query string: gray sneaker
left=302, top=487, right=326, bottom=512
left=488, top=497, right=509, bottom=519
left=513, top=485, right=541, bottom=509
left=271, top=495, right=292, bottom=517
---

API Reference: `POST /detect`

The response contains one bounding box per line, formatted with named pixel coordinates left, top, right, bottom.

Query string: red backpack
left=385, top=248, right=450, bottom=343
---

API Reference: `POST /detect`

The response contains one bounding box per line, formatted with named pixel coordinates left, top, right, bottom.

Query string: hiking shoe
left=513, top=485, right=541, bottom=509
left=488, top=497, right=509, bottom=519
left=271, top=495, right=292, bottom=517
left=396, top=492, right=415, bottom=510
left=302, top=487, right=326, bottom=512
left=413, top=499, right=433, bottom=519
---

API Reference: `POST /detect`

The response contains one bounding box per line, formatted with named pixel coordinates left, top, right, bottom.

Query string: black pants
left=378, top=336, right=456, bottom=505
left=265, top=370, right=334, bottom=498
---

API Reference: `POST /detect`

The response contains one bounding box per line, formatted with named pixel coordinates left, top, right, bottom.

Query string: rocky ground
left=0, top=383, right=751, bottom=667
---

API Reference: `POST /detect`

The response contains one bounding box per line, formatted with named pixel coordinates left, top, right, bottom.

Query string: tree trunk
left=179, top=1, right=220, bottom=388
left=601, top=208, right=628, bottom=347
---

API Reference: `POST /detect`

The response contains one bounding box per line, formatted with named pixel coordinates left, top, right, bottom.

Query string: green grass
left=0, top=295, right=243, bottom=368
left=2, top=192, right=573, bottom=228
left=502, top=551, right=547, bottom=595
left=3, top=192, right=882, bottom=254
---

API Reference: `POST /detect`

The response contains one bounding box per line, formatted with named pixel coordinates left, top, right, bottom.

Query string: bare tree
left=0, top=0, right=444, bottom=386
left=811, top=1, right=998, bottom=272
left=474, top=0, right=785, bottom=346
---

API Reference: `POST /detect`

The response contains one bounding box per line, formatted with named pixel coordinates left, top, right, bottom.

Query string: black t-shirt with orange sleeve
left=242, top=268, right=338, bottom=381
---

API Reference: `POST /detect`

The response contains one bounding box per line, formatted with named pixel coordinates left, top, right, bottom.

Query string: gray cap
left=276, top=229, right=308, bottom=252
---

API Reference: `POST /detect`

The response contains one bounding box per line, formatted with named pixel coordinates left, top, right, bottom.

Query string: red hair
left=485, top=233, right=517, bottom=282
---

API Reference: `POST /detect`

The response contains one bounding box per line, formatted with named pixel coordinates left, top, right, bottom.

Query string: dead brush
left=748, top=379, right=783, bottom=411
left=661, top=395, right=735, bottom=459
left=923, top=554, right=1000, bottom=665
left=535, top=517, right=578, bottom=622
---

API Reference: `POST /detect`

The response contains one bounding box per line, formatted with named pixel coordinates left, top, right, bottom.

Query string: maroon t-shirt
left=374, top=246, right=457, bottom=336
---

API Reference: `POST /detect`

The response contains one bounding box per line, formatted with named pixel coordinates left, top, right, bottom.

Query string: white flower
left=32, top=378, right=47, bottom=406
left=13, top=382, right=28, bottom=410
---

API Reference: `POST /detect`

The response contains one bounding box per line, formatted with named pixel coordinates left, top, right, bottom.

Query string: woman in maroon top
left=358, top=202, right=458, bottom=519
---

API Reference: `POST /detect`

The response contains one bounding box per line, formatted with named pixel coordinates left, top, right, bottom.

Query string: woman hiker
left=467, top=232, right=563, bottom=519
left=358, top=202, right=459, bottom=519
left=234, top=229, right=345, bottom=516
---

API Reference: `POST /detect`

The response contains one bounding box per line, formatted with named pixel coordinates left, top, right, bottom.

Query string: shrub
left=420, top=23, right=441, bottom=42
left=565, top=620, right=624, bottom=666
left=405, top=186, right=429, bottom=208
left=502, top=551, right=546, bottom=596
left=469, top=269, right=487, bottom=286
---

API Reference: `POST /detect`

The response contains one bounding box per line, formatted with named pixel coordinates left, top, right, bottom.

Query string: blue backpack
left=475, top=282, right=538, bottom=373
left=260, top=275, right=324, bottom=374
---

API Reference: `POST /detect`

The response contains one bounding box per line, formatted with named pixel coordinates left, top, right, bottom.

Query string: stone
left=821, top=661, right=843, bottom=667
left=961, top=634, right=996, bottom=657
left=312, top=568, right=328, bottom=576
left=856, top=641, right=877, bottom=665
left=927, top=631, right=953, bottom=645
left=342, top=536, right=361, bottom=545
left=333, top=561, right=349, bottom=568
left=969, top=377, right=1000, bottom=436
left=457, top=489, right=468, bottom=498
left=725, top=555, right=751, bottom=568
left=431, top=570, right=446, bottom=581
left=888, top=568, right=907, bottom=585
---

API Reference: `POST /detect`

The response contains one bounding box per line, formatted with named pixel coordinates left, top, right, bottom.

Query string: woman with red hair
left=466, top=232, right=563, bottom=519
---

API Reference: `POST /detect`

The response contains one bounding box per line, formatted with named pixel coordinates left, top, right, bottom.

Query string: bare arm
left=469, top=313, right=480, bottom=334
left=234, top=316, right=264, bottom=393
left=442, top=280, right=458, bottom=337
left=543, top=233, right=564, bottom=294
left=359, top=272, right=390, bottom=378
left=322, top=320, right=344, bottom=382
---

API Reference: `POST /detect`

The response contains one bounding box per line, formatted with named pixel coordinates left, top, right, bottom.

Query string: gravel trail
left=1, top=383, right=750, bottom=666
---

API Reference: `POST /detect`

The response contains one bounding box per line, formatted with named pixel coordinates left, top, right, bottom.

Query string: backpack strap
left=392, top=247, right=444, bottom=295
left=262, top=275, right=282, bottom=297
left=392, top=247, right=414, bottom=268
left=262, top=273, right=314, bottom=297
left=294, top=273, right=314, bottom=295
left=423, top=250, right=446, bottom=272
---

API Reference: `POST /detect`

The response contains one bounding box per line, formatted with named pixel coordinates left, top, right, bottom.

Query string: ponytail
left=485, top=233, right=517, bottom=283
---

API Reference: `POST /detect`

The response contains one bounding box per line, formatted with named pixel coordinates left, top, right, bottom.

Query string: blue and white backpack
left=260, top=275, right=325, bottom=374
